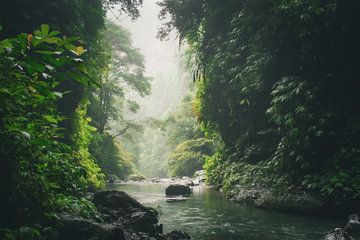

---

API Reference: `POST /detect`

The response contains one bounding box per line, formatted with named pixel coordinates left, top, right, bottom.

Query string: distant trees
left=133, top=93, right=215, bottom=178
left=165, top=94, right=214, bottom=177
left=88, top=21, right=151, bottom=134
left=88, top=21, right=151, bottom=180
left=168, top=138, right=214, bottom=177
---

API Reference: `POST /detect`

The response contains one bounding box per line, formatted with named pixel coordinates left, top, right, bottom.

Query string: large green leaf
left=41, top=24, right=49, bottom=36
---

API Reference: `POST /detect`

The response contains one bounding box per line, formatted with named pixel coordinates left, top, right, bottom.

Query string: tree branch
left=111, top=126, right=130, bottom=139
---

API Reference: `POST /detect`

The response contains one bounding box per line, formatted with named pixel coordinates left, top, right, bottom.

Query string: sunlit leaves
left=43, top=115, right=58, bottom=124
left=73, top=46, right=86, bottom=56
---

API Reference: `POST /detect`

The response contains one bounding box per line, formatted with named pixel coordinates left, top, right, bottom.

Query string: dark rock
left=325, top=214, right=360, bottom=240
left=130, top=211, right=159, bottom=233
left=53, top=191, right=191, bottom=240
left=56, top=214, right=125, bottom=240
left=93, top=191, right=160, bottom=235
left=164, top=231, right=191, bottom=240
left=166, top=185, right=192, bottom=196
left=87, top=184, right=98, bottom=193
left=94, top=190, right=148, bottom=213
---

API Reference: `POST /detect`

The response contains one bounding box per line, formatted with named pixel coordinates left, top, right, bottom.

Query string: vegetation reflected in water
left=107, top=183, right=341, bottom=240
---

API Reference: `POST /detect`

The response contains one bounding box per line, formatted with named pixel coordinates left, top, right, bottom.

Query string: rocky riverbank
left=103, top=176, right=354, bottom=239
left=325, top=214, right=360, bottom=240
left=53, top=190, right=190, bottom=240
left=110, top=170, right=207, bottom=187
left=228, top=186, right=324, bottom=214
left=112, top=171, right=326, bottom=214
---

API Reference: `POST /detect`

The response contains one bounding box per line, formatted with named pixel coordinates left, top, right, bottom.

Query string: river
left=106, top=182, right=341, bottom=240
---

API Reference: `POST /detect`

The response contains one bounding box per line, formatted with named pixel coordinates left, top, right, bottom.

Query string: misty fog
left=108, top=0, right=189, bottom=120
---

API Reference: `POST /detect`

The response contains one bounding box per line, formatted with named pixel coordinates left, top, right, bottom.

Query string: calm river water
left=106, top=183, right=341, bottom=240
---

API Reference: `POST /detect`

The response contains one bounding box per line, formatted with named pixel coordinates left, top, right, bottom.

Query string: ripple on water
left=106, top=183, right=342, bottom=240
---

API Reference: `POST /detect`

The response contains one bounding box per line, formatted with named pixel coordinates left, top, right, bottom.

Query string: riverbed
left=106, top=182, right=341, bottom=240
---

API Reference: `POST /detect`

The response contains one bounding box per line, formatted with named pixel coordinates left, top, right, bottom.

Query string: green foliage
left=0, top=227, right=43, bottom=240
left=168, top=138, right=214, bottom=177
left=50, top=194, right=101, bottom=220
left=165, top=94, right=204, bottom=146
left=70, top=100, right=105, bottom=189
left=160, top=0, right=360, bottom=207
left=137, top=129, right=171, bottom=178
left=135, top=93, right=211, bottom=178
left=89, top=133, right=133, bottom=179
left=0, top=0, right=145, bottom=236
left=205, top=151, right=292, bottom=194
left=86, top=21, right=151, bottom=181
left=87, top=21, right=151, bottom=133
left=0, top=0, right=143, bottom=40
left=0, top=25, right=93, bottom=226
left=164, top=93, right=215, bottom=178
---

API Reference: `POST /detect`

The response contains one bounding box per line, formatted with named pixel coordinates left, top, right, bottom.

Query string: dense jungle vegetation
left=0, top=0, right=149, bottom=238
left=135, top=90, right=214, bottom=178
left=159, top=0, right=360, bottom=213
left=1, top=0, right=360, bottom=238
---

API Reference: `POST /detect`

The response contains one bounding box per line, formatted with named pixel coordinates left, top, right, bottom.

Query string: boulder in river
left=166, top=184, right=192, bottom=196
left=93, top=190, right=161, bottom=234
left=94, top=190, right=149, bottom=212
left=53, top=190, right=191, bottom=240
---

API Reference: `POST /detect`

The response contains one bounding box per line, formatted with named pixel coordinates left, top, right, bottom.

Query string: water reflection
left=106, top=183, right=340, bottom=240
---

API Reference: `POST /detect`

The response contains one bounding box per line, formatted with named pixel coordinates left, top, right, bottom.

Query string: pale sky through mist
left=107, top=0, right=189, bottom=120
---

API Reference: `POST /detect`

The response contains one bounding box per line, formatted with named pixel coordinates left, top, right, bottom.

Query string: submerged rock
left=230, top=187, right=323, bottom=213
left=325, top=214, right=360, bottom=240
left=166, top=184, right=192, bottom=196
